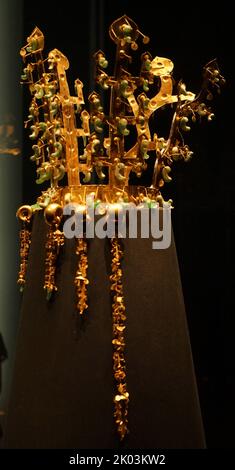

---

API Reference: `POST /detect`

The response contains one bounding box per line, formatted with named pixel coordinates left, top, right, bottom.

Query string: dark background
left=21, top=0, right=234, bottom=448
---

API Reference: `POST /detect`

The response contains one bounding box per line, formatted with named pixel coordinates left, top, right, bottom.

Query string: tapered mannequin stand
left=0, top=333, right=8, bottom=441
left=4, top=212, right=205, bottom=448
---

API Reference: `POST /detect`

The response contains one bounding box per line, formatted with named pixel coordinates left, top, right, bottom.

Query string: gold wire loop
left=16, top=205, right=33, bottom=223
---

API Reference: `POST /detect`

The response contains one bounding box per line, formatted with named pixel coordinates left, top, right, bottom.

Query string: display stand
left=4, top=212, right=205, bottom=448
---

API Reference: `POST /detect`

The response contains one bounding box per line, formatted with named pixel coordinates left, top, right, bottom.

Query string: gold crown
left=17, top=16, right=225, bottom=442
left=19, top=14, right=224, bottom=208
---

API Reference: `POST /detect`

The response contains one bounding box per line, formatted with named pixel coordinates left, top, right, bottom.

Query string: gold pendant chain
left=44, top=226, right=64, bottom=300
left=17, top=225, right=32, bottom=292
left=17, top=205, right=33, bottom=292
left=74, top=238, right=89, bottom=315
left=110, top=237, right=129, bottom=441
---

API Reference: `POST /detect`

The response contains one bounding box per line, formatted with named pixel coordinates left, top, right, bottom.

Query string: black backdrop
left=22, top=0, right=235, bottom=448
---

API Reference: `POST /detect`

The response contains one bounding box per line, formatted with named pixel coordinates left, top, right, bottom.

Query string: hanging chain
left=74, top=238, right=89, bottom=315
left=110, top=237, right=129, bottom=441
left=44, top=204, right=64, bottom=300
left=17, top=205, right=33, bottom=292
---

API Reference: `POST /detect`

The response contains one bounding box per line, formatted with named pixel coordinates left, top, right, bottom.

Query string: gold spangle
left=114, top=392, right=129, bottom=402
left=110, top=284, right=123, bottom=294
left=112, top=338, right=125, bottom=347
left=115, top=325, right=126, bottom=332
left=114, top=370, right=126, bottom=381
